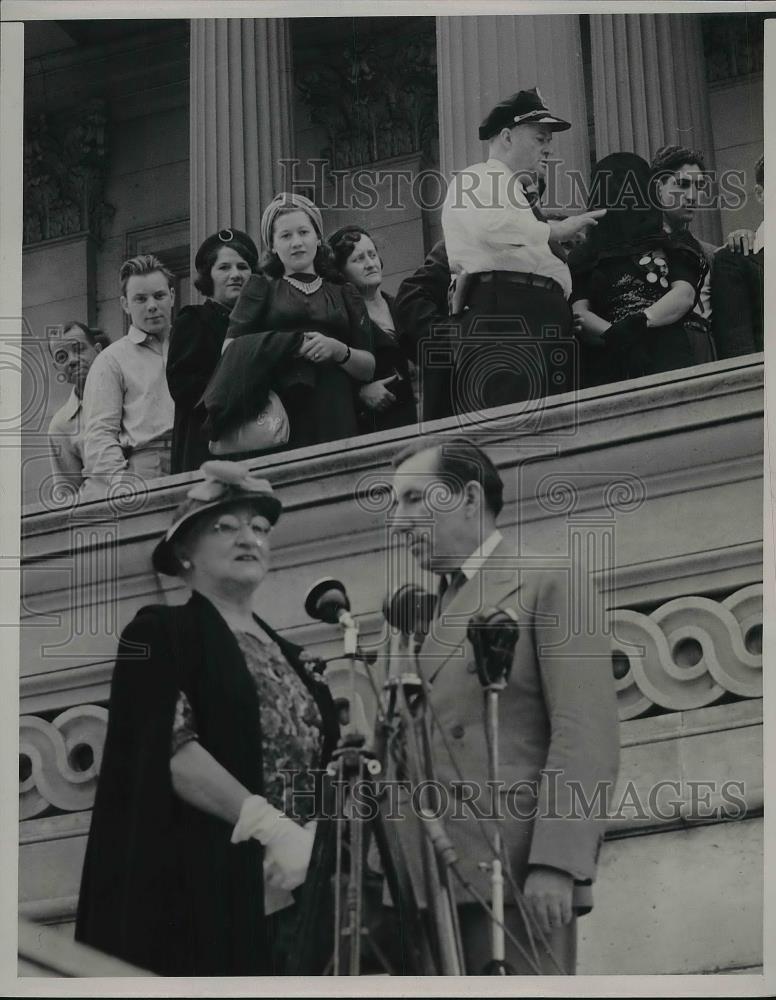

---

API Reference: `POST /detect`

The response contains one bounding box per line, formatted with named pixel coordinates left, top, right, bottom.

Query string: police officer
left=436, top=88, right=604, bottom=422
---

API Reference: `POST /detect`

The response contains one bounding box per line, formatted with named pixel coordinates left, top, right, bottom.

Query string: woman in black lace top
left=569, top=153, right=711, bottom=386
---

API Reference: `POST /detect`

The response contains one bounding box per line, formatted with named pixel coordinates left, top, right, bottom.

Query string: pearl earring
left=180, top=558, right=192, bottom=570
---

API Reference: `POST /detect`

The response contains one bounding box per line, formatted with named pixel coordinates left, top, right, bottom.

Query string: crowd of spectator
left=45, top=98, right=765, bottom=501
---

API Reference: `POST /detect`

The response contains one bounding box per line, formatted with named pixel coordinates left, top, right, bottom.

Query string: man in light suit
left=386, top=437, right=620, bottom=974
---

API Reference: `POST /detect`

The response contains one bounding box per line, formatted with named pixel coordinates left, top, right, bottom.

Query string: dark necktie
left=436, top=569, right=466, bottom=615
left=528, top=193, right=569, bottom=263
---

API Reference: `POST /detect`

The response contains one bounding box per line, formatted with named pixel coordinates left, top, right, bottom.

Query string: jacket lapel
left=418, top=542, right=522, bottom=684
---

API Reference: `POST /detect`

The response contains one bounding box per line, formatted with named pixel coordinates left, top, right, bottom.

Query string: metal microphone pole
left=383, top=583, right=465, bottom=976
left=467, top=607, right=521, bottom=975
left=302, top=578, right=437, bottom=976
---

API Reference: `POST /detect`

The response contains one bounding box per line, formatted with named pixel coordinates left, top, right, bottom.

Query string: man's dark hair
left=650, top=144, right=707, bottom=177
left=47, top=320, right=110, bottom=356
left=755, top=155, right=764, bottom=188
left=392, top=437, right=504, bottom=518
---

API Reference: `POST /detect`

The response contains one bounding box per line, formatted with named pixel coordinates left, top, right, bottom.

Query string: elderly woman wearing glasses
left=75, top=461, right=338, bottom=975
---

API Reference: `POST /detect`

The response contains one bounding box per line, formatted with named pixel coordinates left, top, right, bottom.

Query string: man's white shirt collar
left=128, top=324, right=168, bottom=357
left=127, top=324, right=150, bottom=344
left=460, top=529, right=503, bottom=580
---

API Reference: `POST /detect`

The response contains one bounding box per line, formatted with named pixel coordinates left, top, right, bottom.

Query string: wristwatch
left=336, top=345, right=351, bottom=365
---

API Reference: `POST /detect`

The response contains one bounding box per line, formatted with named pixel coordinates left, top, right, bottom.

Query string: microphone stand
left=467, top=607, right=521, bottom=975
left=296, top=579, right=435, bottom=977
left=382, top=584, right=466, bottom=976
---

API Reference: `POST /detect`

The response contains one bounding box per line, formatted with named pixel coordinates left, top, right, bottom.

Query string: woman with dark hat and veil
left=166, top=228, right=260, bottom=474
left=569, top=152, right=712, bottom=387
left=75, top=461, right=338, bottom=975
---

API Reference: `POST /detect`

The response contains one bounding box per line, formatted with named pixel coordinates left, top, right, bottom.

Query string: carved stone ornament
left=23, top=98, right=115, bottom=246
left=20, top=705, right=108, bottom=819
left=612, top=584, right=762, bottom=720
left=296, top=27, right=438, bottom=171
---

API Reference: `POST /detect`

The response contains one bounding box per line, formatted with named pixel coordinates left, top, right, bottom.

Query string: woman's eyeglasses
left=209, top=517, right=271, bottom=539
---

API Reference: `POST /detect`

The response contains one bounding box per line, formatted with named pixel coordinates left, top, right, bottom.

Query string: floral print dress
left=171, top=628, right=323, bottom=822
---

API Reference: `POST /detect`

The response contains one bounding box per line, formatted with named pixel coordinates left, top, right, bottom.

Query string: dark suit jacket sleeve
left=393, top=239, right=450, bottom=363
left=527, top=571, right=620, bottom=881
left=711, top=249, right=762, bottom=358
left=167, top=306, right=224, bottom=410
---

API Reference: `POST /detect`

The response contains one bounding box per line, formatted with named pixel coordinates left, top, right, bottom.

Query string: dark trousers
left=419, top=276, right=575, bottom=424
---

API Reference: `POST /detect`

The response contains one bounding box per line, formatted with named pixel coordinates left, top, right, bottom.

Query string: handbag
left=209, top=389, right=290, bottom=455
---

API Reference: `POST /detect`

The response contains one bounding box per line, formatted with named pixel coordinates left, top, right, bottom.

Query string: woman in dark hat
left=328, top=225, right=417, bottom=434
left=201, top=193, right=375, bottom=455
left=569, top=152, right=711, bottom=386
left=166, top=228, right=260, bottom=473
left=75, top=461, right=338, bottom=975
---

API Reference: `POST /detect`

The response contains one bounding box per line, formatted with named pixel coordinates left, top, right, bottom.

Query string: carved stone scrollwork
left=23, top=98, right=114, bottom=246
left=612, top=585, right=763, bottom=720
left=20, top=706, right=108, bottom=819
left=295, top=26, right=438, bottom=171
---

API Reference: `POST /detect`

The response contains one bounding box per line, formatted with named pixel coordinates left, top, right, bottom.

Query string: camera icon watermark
left=417, top=312, right=579, bottom=438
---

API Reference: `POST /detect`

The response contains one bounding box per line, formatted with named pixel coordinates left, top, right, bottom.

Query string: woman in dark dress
left=166, top=229, right=260, bottom=474
left=328, top=225, right=417, bottom=434
left=203, top=193, right=375, bottom=454
left=75, top=461, right=338, bottom=975
left=569, top=152, right=711, bottom=387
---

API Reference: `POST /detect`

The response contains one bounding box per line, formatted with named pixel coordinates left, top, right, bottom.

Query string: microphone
left=467, top=608, right=520, bottom=689
left=305, top=577, right=356, bottom=631
left=383, top=583, right=436, bottom=637
left=304, top=577, right=375, bottom=747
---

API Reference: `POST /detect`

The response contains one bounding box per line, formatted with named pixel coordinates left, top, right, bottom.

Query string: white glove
left=232, top=795, right=315, bottom=892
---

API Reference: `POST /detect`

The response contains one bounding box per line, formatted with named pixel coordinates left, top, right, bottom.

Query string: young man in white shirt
left=437, top=88, right=604, bottom=423
left=47, top=322, right=109, bottom=496
left=81, top=254, right=176, bottom=498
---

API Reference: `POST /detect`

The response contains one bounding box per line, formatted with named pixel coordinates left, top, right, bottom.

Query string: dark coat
left=393, top=241, right=451, bottom=422
left=75, top=591, right=338, bottom=975
left=358, top=291, right=417, bottom=434
left=167, top=300, right=231, bottom=475
left=711, top=246, right=764, bottom=358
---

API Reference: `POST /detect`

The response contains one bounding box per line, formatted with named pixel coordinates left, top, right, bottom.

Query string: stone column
left=189, top=18, right=295, bottom=263
left=589, top=13, right=721, bottom=244
left=436, top=15, right=591, bottom=210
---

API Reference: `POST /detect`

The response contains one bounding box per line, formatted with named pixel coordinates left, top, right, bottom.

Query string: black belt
left=684, top=313, right=711, bottom=336
left=471, top=270, right=564, bottom=296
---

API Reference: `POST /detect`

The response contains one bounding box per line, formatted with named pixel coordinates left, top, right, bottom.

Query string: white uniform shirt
left=441, top=157, right=572, bottom=298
